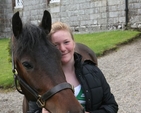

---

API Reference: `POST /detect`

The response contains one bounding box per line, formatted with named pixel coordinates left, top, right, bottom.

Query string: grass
left=0, top=30, right=140, bottom=89
left=0, top=38, right=14, bottom=88
left=74, top=30, right=140, bottom=56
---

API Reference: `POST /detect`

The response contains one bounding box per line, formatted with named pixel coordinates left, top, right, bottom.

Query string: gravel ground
left=0, top=37, right=141, bottom=113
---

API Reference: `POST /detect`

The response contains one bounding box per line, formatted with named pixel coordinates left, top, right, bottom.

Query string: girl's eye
left=64, top=41, right=69, bottom=44
left=53, top=43, right=58, bottom=47
left=53, top=44, right=59, bottom=49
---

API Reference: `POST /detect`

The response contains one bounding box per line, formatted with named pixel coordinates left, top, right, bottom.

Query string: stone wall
left=0, top=0, right=141, bottom=38
left=128, top=0, right=141, bottom=29
left=48, top=0, right=141, bottom=33
left=14, top=0, right=48, bottom=26
left=0, top=0, right=13, bottom=38
left=0, top=0, right=48, bottom=38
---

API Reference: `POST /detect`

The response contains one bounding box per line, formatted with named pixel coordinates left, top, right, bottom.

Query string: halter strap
left=13, top=68, right=73, bottom=108
left=37, top=82, right=73, bottom=107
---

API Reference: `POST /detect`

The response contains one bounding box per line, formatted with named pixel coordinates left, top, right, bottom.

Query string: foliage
left=0, top=38, right=14, bottom=88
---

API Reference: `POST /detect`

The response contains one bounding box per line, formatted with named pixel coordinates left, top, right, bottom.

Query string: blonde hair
left=49, top=22, right=74, bottom=40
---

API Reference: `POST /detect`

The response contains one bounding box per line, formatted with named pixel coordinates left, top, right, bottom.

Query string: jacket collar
left=74, top=52, right=82, bottom=68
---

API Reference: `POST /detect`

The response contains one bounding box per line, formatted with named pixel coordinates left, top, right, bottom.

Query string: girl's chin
left=61, top=58, right=69, bottom=64
left=61, top=59, right=68, bottom=64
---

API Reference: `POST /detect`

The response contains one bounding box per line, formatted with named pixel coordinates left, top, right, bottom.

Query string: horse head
left=12, top=10, right=84, bottom=113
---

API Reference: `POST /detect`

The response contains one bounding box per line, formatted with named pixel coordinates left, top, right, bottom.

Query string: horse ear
left=12, top=11, right=22, bottom=38
left=40, top=10, right=52, bottom=33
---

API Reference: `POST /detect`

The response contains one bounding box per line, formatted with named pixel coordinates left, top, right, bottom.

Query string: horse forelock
left=13, top=24, right=46, bottom=56
left=12, top=23, right=61, bottom=60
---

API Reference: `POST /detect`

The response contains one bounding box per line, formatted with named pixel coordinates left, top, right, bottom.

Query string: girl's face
left=51, top=30, right=75, bottom=65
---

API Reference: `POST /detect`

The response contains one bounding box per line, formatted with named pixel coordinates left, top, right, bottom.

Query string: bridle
left=12, top=45, right=74, bottom=108
left=12, top=58, right=74, bottom=108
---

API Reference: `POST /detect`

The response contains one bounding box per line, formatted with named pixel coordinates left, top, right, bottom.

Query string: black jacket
left=74, top=53, right=118, bottom=113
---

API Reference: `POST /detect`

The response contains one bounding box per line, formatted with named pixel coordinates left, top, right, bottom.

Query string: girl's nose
left=59, top=44, right=66, bottom=51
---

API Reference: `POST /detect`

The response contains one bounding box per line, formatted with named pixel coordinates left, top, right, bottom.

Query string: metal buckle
left=71, top=84, right=74, bottom=93
left=36, top=95, right=46, bottom=108
left=12, top=69, right=18, bottom=75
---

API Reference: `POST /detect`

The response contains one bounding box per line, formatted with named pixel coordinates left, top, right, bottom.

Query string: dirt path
left=98, top=37, right=141, bottom=113
left=0, top=37, right=141, bottom=113
left=0, top=89, right=23, bottom=113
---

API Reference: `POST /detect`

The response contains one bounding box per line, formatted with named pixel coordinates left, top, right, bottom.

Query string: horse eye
left=22, top=62, right=33, bottom=69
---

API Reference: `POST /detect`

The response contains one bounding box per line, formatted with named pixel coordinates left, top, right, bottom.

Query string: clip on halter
left=13, top=68, right=24, bottom=94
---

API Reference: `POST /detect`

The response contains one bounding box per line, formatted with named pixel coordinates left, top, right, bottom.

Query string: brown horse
left=12, top=10, right=85, bottom=113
